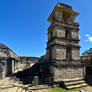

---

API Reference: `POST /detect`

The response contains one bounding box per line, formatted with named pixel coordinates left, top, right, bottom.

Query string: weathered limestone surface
left=72, top=31, right=78, bottom=40
left=55, top=47, right=66, bottom=60
left=72, top=48, right=80, bottom=60
left=54, top=66, right=84, bottom=81
left=45, top=2, right=85, bottom=88
left=56, top=27, right=65, bottom=38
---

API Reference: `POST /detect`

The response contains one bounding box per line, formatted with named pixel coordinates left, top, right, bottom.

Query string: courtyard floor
left=0, top=77, right=92, bottom=92
left=33, top=86, right=92, bottom=92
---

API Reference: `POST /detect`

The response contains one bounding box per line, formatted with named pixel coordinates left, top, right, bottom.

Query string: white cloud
left=85, top=34, right=92, bottom=42
left=88, top=36, right=92, bottom=42
left=85, top=34, right=90, bottom=37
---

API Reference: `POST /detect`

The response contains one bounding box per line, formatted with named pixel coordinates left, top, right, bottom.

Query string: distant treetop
left=82, top=48, right=92, bottom=55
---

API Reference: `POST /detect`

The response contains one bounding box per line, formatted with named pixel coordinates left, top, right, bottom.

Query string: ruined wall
left=0, top=43, right=18, bottom=59
left=54, top=65, right=84, bottom=81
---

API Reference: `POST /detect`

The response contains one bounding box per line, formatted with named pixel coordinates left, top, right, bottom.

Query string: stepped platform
left=63, top=78, right=88, bottom=89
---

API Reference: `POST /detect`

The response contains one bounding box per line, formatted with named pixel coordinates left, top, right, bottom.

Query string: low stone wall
left=54, top=65, right=84, bottom=82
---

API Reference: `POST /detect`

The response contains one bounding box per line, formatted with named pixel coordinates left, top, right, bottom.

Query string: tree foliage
left=82, top=48, right=92, bottom=55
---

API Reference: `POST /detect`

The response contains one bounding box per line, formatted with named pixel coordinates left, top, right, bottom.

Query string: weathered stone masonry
left=45, top=2, right=85, bottom=85
left=0, top=43, right=40, bottom=79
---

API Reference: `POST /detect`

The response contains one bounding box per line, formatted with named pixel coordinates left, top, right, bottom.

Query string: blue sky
left=0, top=0, right=92, bottom=57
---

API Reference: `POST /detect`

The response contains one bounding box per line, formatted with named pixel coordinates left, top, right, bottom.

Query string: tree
left=82, top=48, right=92, bottom=55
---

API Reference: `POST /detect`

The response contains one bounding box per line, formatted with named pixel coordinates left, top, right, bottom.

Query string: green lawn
left=49, top=87, right=81, bottom=92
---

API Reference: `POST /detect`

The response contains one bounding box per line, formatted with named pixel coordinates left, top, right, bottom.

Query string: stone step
left=0, top=89, right=9, bottom=92
left=29, top=85, right=49, bottom=90
left=21, top=89, right=26, bottom=92
left=64, top=80, right=86, bottom=86
left=17, top=88, right=23, bottom=92
left=0, top=77, right=10, bottom=86
left=8, top=87, right=18, bottom=92
left=67, top=83, right=88, bottom=89
left=63, top=78, right=84, bottom=83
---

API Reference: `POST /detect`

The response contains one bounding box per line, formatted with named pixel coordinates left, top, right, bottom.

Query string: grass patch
left=49, top=87, right=81, bottom=92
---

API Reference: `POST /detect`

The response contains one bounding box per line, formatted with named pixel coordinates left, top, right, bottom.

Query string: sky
left=0, top=0, right=92, bottom=57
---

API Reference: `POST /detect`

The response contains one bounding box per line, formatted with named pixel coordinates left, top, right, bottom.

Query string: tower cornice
left=48, top=21, right=79, bottom=32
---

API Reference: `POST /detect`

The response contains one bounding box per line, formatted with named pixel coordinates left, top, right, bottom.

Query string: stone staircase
left=0, top=77, right=32, bottom=92
left=63, top=78, right=88, bottom=89
left=0, top=77, right=50, bottom=92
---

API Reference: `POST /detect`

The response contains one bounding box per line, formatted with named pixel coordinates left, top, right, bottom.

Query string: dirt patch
left=33, top=89, right=49, bottom=92
left=32, top=86, right=92, bottom=92
left=84, top=86, right=92, bottom=92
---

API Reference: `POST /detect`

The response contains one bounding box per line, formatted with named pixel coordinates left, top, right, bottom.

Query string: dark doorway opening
left=0, top=64, right=2, bottom=79
left=85, top=66, right=92, bottom=86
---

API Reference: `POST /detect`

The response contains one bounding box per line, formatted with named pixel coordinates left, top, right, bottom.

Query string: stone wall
left=55, top=11, right=63, bottom=21
left=52, top=47, right=56, bottom=59
left=72, top=30, right=78, bottom=40
left=0, top=60, right=7, bottom=79
left=47, top=46, right=66, bottom=60
left=56, top=39, right=79, bottom=46
left=72, top=48, right=80, bottom=60
left=55, top=46, right=66, bottom=60
left=56, top=27, right=65, bottom=38
left=54, top=65, right=84, bottom=82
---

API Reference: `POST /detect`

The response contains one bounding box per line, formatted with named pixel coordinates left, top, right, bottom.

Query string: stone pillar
left=12, top=60, right=15, bottom=73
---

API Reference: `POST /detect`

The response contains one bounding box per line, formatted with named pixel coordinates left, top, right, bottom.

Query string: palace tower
left=45, top=2, right=85, bottom=88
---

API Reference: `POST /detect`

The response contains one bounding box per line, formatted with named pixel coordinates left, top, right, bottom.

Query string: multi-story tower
left=45, top=2, right=85, bottom=87
left=46, top=2, right=80, bottom=62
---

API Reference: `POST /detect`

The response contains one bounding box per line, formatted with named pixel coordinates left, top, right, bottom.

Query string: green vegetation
left=82, top=48, right=92, bottom=55
left=49, top=87, right=81, bottom=92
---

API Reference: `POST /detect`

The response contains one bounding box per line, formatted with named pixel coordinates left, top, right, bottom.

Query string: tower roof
left=48, top=2, right=79, bottom=22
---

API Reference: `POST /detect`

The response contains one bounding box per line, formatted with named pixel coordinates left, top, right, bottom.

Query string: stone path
left=84, top=86, right=92, bottom=92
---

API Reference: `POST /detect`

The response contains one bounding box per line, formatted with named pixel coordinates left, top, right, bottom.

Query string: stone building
left=0, top=43, right=19, bottom=79
left=40, top=2, right=87, bottom=88
left=81, top=55, right=92, bottom=84
left=0, top=43, right=40, bottom=80
left=19, top=56, right=40, bottom=69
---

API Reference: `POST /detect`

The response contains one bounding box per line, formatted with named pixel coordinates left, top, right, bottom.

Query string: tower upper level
left=48, top=2, right=79, bottom=23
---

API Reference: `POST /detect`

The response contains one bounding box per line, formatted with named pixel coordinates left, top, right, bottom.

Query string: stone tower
left=45, top=2, right=85, bottom=88
left=46, top=2, right=80, bottom=62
